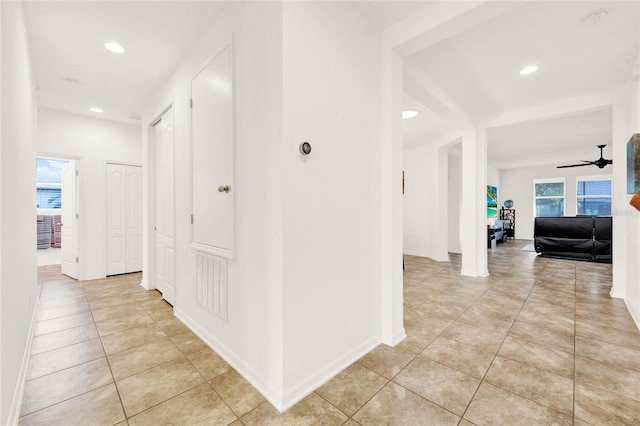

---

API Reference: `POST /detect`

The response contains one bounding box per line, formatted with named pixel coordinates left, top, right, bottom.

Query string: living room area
left=399, top=1, right=639, bottom=331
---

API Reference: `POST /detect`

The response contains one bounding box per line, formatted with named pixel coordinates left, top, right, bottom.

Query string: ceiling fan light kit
left=556, top=144, right=612, bottom=169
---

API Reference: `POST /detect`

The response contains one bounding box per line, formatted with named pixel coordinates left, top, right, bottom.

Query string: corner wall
left=37, top=108, right=141, bottom=280
left=0, top=2, right=38, bottom=423
left=282, top=1, right=382, bottom=407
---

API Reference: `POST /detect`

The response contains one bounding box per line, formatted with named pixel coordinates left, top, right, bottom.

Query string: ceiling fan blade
left=557, top=162, right=595, bottom=169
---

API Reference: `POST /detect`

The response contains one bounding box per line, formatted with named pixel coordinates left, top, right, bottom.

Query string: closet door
left=126, top=165, right=142, bottom=273
left=106, top=164, right=127, bottom=275
left=107, top=164, right=142, bottom=276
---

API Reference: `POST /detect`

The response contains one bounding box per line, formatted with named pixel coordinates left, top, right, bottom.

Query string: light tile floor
left=19, top=240, right=640, bottom=425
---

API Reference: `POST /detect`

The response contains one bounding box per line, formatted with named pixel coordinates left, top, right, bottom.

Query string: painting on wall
left=487, top=185, right=498, bottom=218
left=627, top=134, right=640, bottom=194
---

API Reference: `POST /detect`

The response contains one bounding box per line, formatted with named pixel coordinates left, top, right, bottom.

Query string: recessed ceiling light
left=104, top=41, right=125, bottom=54
left=402, top=109, right=420, bottom=119
left=89, top=107, right=103, bottom=113
left=520, top=65, right=538, bottom=75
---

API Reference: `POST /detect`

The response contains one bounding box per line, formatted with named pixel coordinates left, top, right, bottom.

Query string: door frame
left=37, top=153, right=82, bottom=277
left=142, top=101, right=175, bottom=298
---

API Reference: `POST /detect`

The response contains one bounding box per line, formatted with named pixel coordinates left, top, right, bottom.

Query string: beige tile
left=574, top=382, right=640, bottom=425
left=91, top=301, right=145, bottom=323
left=88, top=294, right=137, bottom=311
left=170, top=330, right=209, bottom=354
left=27, top=338, right=104, bottom=380
left=100, top=322, right=166, bottom=355
left=108, top=337, right=183, bottom=380
left=575, top=356, right=640, bottom=402
left=422, top=322, right=504, bottom=379
left=38, top=294, right=87, bottom=311
left=20, top=358, right=113, bottom=416
left=356, top=344, right=416, bottom=379
left=464, top=383, right=572, bottom=425
left=33, top=311, right=94, bottom=336
left=353, top=382, right=459, bottom=425
left=509, top=317, right=574, bottom=353
left=210, top=370, right=267, bottom=417
left=421, top=338, right=497, bottom=379
left=156, top=316, right=191, bottom=336
left=39, top=287, right=85, bottom=301
left=576, top=336, right=640, bottom=372
left=575, top=308, right=639, bottom=333
left=498, top=336, right=573, bottom=379
left=117, top=357, right=205, bottom=417
left=140, top=298, right=174, bottom=321
left=315, top=363, right=388, bottom=416
left=30, top=323, right=98, bottom=355
left=483, top=356, right=573, bottom=415
left=95, top=309, right=153, bottom=336
left=393, top=356, right=480, bottom=416
left=128, top=383, right=237, bottom=426
left=37, top=301, right=90, bottom=322
left=242, top=393, right=347, bottom=425
left=456, top=306, right=516, bottom=335
left=18, top=384, right=124, bottom=426
left=576, top=320, right=640, bottom=351
left=186, top=347, right=232, bottom=380
left=396, top=318, right=452, bottom=354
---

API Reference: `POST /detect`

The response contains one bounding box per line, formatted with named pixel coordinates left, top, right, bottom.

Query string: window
left=577, top=177, right=612, bottom=216
left=36, top=157, right=68, bottom=210
left=534, top=179, right=565, bottom=217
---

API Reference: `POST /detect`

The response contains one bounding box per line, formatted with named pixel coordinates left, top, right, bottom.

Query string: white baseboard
left=174, top=308, right=283, bottom=409
left=7, top=295, right=39, bottom=425
left=281, top=333, right=380, bottom=412
left=624, top=298, right=640, bottom=332
left=175, top=308, right=382, bottom=413
left=610, top=286, right=625, bottom=299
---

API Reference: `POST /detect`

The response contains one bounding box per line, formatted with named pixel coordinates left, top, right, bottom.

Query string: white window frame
left=533, top=178, right=566, bottom=218
left=576, top=175, right=612, bottom=216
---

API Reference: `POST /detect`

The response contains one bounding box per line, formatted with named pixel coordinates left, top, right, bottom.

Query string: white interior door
left=126, top=166, right=142, bottom=273
left=153, top=108, right=175, bottom=304
left=191, top=44, right=233, bottom=256
left=61, top=160, right=79, bottom=279
left=106, top=164, right=126, bottom=275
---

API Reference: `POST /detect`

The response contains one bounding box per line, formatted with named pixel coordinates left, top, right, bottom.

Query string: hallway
left=19, top=242, right=640, bottom=425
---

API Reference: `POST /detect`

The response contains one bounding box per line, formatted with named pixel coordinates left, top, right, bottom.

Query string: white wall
left=448, top=150, right=461, bottom=253
left=37, top=108, right=141, bottom=280
left=0, top=2, right=39, bottom=423
left=282, top=1, right=382, bottom=407
left=142, top=1, right=286, bottom=409
left=611, top=69, right=640, bottom=328
left=500, top=164, right=611, bottom=240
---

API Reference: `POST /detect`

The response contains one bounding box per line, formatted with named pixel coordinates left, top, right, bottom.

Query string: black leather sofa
left=533, top=216, right=612, bottom=263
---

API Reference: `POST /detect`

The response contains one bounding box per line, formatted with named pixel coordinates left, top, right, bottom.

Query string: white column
left=431, top=144, right=450, bottom=261
left=380, top=46, right=406, bottom=346
left=460, top=128, right=489, bottom=277
left=611, top=94, right=629, bottom=299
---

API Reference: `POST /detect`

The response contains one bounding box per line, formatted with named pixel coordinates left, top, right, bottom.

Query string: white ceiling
left=402, top=93, right=456, bottom=149
left=356, top=0, right=639, bottom=169
left=20, top=1, right=640, bottom=170
left=23, top=1, right=229, bottom=124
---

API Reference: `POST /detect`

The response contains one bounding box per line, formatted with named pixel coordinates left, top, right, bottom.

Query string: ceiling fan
left=556, top=144, right=613, bottom=169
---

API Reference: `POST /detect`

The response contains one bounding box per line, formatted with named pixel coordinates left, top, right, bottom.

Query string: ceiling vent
left=128, top=112, right=142, bottom=121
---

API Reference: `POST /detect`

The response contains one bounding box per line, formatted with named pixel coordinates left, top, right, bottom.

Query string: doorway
left=36, top=156, right=79, bottom=279
left=151, top=106, right=176, bottom=305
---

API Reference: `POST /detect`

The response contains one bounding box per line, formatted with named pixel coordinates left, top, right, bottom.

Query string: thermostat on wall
left=299, top=141, right=312, bottom=156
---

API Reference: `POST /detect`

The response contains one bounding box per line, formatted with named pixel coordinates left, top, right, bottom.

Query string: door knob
left=218, top=185, right=230, bottom=193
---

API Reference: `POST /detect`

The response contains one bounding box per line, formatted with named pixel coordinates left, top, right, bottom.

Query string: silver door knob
left=218, top=185, right=230, bottom=193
